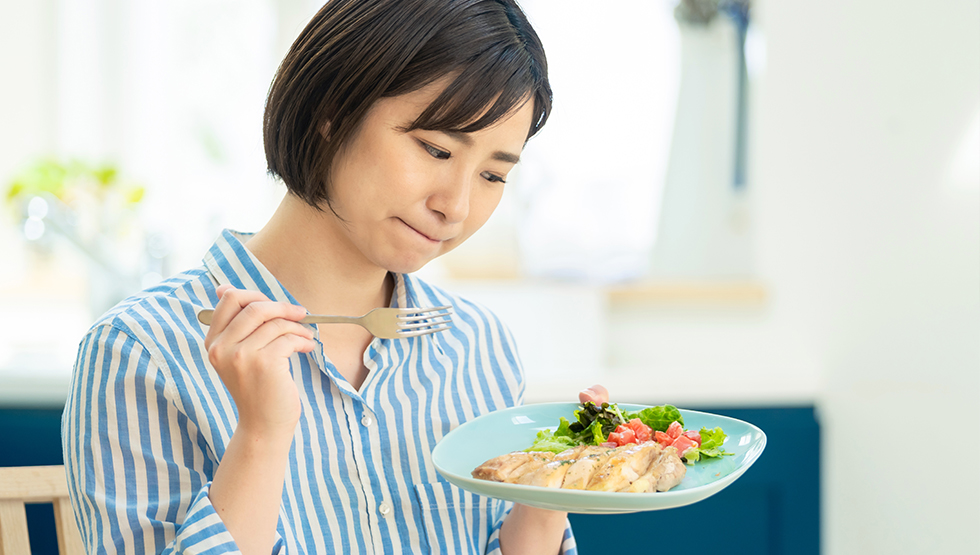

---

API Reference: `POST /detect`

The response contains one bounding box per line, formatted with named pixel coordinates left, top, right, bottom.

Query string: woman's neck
left=245, top=193, right=394, bottom=316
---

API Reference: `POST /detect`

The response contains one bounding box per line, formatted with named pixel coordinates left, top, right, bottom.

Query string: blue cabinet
left=1, top=405, right=819, bottom=555
left=0, top=407, right=66, bottom=555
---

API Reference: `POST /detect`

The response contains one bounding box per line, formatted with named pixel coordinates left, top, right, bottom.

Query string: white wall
left=754, top=0, right=980, bottom=553
left=0, top=0, right=57, bottom=181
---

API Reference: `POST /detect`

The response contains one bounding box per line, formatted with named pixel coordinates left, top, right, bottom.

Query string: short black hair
left=263, top=0, right=552, bottom=208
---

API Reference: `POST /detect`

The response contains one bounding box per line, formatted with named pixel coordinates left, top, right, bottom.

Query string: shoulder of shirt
left=85, top=266, right=214, bottom=343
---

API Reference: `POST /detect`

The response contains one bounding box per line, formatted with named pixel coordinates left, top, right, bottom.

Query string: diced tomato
left=607, top=426, right=637, bottom=447
left=682, top=430, right=702, bottom=447
left=619, top=427, right=636, bottom=445
left=670, top=435, right=698, bottom=458
left=666, top=421, right=683, bottom=440
left=654, top=430, right=673, bottom=447
left=625, top=419, right=653, bottom=443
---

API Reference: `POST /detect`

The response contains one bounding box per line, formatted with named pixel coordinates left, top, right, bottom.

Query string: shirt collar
left=203, top=228, right=419, bottom=310
left=203, top=229, right=297, bottom=304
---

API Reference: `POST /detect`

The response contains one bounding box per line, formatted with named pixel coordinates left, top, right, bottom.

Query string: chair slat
left=0, top=499, right=32, bottom=555
left=53, top=498, right=84, bottom=555
left=0, top=467, right=70, bottom=502
left=0, top=466, right=84, bottom=555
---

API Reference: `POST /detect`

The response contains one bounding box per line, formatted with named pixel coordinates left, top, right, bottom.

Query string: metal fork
left=196, top=305, right=454, bottom=339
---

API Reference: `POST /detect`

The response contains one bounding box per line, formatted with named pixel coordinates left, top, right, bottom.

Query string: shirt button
left=378, top=502, right=392, bottom=517
left=361, top=414, right=374, bottom=427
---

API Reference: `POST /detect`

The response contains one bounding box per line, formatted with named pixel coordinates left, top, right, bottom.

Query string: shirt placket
left=341, top=394, right=392, bottom=554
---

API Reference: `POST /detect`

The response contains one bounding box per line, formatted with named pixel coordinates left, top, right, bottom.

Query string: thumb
left=578, top=384, right=609, bottom=405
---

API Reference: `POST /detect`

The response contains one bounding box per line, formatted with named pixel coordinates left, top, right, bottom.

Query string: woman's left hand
left=499, top=383, right=612, bottom=554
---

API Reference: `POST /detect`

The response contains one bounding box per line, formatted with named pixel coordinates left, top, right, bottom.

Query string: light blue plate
left=432, top=403, right=766, bottom=514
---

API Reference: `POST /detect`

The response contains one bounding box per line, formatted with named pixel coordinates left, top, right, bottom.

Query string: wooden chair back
left=0, top=466, right=84, bottom=555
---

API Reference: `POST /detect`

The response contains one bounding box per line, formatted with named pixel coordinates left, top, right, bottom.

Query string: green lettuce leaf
left=570, top=402, right=624, bottom=437
left=622, top=405, right=684, bottom=432
left=524, top=427, right=580, bottom=453
left=586, top=419, right=606, bottom=445
left=695, top=427, right=733, bottom=459
left=553, top=416, right=576, bottom=439
left=682, top=449, right=701, bottom=465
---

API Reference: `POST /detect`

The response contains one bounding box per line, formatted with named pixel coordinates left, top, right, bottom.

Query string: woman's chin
left=377, top=240, right=454, bottom=274
left=381, top=254, right=431, bottom=275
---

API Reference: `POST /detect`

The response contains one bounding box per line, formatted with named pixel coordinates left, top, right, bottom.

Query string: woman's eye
left=422, top=142, right=451, bottom=160
left=481, top=172, right=506, bottom=184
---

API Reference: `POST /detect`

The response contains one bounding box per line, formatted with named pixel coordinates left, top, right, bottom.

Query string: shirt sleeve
left=62, top=323, right=283, bottom=554
left=483, top=506, right=577, bottom=555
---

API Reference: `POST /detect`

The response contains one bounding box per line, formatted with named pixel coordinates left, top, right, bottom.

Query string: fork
left=196, top=305, right=454, bottom=339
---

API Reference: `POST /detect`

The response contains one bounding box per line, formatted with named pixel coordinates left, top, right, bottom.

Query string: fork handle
left=196, top=309, right=356, bottom=326
left=299, top=315, right=359, bottom=325
left=197, top=310, right=215, bottom=325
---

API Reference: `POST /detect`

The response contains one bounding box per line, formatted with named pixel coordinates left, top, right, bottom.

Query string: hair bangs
left=406, top=46, right=548, bottom=140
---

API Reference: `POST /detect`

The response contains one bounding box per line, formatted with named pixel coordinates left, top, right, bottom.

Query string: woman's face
left=323, top=77, right=534, bottom=274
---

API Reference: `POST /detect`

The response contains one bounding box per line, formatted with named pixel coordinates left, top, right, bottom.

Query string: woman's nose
left=427, top=173, right=471, bottom=223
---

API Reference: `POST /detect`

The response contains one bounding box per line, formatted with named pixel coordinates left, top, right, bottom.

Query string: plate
left=431, top=403, right=766, bottom=514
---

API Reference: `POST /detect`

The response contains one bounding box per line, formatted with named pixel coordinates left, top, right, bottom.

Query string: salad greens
left=682, top=427, right=730, bottom=463
left=525, top=416, right=598, bottom=453
left=525, top=401, right=683, bottom=453
left=621, top=405, right=684, bottom=433
left=524, top=402, right=732, bottom=464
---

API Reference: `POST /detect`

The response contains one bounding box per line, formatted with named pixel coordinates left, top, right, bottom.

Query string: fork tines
left=397, top=305, right=454, bottom=336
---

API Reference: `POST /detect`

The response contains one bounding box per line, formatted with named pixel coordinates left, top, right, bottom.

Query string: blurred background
left=1, top=0, right=977, bottom=553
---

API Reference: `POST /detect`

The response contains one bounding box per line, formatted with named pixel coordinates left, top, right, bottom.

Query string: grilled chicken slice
left=624, top=445, right=666, bottom=493
left=653, top=446, right=686, bottom=492
left=471, top=451, right=554, bottom=482
left=586, top=442, right=662, bottom=492
left=503, top=452, right=556, bottom=483
left=560, top=446, right=616, bottom=490
left=623, top=446, right=686, bottom=492
left=517, top=459, right=574, bottom=488
left=472, top=442, right=687, bottom=493
left=554, top=445, right=588, bottom=460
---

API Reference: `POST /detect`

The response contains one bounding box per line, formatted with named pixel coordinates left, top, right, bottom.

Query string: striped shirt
left=62, top=229, right=577, bottom=555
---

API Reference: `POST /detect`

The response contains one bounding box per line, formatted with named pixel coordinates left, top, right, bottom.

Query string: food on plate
left=471, top=402, right=733, bottom=493
left=471, top=441, right=687, bottom=492
left=473, top=441, right=687, bottom=493
left=524, top=402, right=732, bottom=465
left=470, top=451, right=554, bottom=484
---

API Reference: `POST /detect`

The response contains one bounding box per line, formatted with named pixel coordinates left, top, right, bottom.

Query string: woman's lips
left=399, top=218, right=444, bottom=243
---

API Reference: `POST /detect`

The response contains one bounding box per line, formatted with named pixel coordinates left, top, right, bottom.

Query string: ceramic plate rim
left=431, top=402, right=767, bottom=513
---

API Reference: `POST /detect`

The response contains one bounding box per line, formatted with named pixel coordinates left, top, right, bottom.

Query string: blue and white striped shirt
left=62, top=229, right=577, bottom=555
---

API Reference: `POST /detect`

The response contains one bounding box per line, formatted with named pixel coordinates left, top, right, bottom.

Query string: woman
left=63, top=1, right=608, bottom=553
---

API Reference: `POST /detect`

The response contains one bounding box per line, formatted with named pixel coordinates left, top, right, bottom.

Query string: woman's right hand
left=203, top=285, right=317, bottom=442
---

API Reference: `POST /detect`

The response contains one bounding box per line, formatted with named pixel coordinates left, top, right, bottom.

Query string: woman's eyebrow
left=442, top=130, right=521, bottom=164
